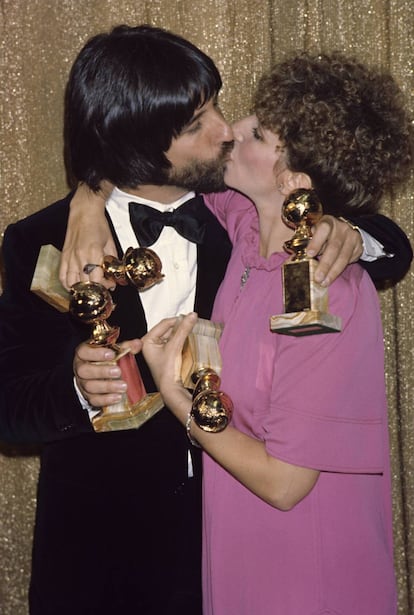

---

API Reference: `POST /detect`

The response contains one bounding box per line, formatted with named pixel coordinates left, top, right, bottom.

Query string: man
left=0, top=25, right=411, bottom=615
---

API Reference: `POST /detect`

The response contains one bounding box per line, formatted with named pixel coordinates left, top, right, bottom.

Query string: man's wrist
left=73, top=376, right=101, bottom=421
left=339, top=216, right=389, bottom=262
left=358, top=228, right=389, bottom=262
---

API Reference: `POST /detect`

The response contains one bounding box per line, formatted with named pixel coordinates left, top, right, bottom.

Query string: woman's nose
left=232, top=115, right=255, bottom=141
left=232, top=121, right=244, bottom=142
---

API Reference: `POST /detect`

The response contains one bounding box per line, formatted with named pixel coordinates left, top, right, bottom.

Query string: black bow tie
left=128, top=196, right=207, bottom=247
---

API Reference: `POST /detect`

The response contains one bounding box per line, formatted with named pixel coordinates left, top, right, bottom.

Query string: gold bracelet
left=338, top=216, right=359, bottom=232
left=185, top=410, right=201, bottom=448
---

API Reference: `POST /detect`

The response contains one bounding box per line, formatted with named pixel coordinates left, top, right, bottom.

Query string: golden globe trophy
left=176, top=316, right=233, bottom=433
left=70, top=281, right=163, bottom=432
left=31, top=244, right=163, bottom=312
left=190, top=367, right=233, bottom=432
left=270, top=188, right=342, bottom=337
left=98, top=247, right=164, bottom=290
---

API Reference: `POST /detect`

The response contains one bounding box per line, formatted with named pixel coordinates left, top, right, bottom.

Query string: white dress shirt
left=107, top=187, right=198, bottom=329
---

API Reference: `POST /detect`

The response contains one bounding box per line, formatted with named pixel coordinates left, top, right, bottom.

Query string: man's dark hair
left=65, top=24, right=222, bottom=190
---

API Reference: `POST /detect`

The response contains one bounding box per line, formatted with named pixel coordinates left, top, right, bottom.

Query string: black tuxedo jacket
left=0, top=193, right=231, bottom=614
left=0, top=193, right=411, bottom=614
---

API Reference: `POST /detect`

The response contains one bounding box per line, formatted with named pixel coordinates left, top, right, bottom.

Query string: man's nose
left=214, top=111, right=234, bottom=142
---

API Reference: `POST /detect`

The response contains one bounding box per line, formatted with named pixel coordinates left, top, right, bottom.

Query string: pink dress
left=202, top=190, right=396, bottom=615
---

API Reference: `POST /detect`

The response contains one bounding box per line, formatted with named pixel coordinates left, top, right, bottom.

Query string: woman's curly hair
left=254, top=52, right=413, bottom=216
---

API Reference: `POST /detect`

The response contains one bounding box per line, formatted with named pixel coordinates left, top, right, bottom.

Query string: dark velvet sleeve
left=0, top=205, right=94, bottom=444
left=349, top=213, right=413, bottom=283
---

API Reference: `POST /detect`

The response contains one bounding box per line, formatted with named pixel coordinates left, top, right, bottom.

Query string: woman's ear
left=278, top=170, right=312, bottom=195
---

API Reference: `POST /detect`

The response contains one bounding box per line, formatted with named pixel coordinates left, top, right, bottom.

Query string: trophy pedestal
left=91, top=348, right=164, bottom=432
left=270, top=259, right=341, bottom=336
left=180, top=318, right=223, bottom=388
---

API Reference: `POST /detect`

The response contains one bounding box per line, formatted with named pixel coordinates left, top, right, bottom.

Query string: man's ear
left=278, top=170, right=312, bottom=195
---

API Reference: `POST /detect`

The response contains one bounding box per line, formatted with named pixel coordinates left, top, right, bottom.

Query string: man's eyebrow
left=189, top=110, right=204, bottom=124
left=184, top=109, right=206, bottom=130
left=182, top=107, right=206, bottom=131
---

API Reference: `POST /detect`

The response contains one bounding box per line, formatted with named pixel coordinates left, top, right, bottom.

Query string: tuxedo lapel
left=194, top=201, right=232, bottom=319
left=105, top=213, right=147, bottom=340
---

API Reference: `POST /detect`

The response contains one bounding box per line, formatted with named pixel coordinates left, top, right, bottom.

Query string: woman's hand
left=308, top=215, right=363, bottom=286
left=143, top=312, right=320, bottom=509
left=59, top=182, right=116, bottom=290
left=142, top=313, right=197, bottom=420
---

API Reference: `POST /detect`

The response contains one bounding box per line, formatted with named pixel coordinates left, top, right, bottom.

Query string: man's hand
left=73, top=339, right=142, bottom=408
left=307, top=215, right=363, bottom=286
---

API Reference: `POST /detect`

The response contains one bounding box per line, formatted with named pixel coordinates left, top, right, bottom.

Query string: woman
left=143, top=53, right=412, bottom=615
left=64, top=53, right=413, bottom=614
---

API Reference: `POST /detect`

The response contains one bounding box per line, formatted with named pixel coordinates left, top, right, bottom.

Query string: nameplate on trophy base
left=270, top=259, right=341, bottom=336
left=180, top=317, right=223, bottom=389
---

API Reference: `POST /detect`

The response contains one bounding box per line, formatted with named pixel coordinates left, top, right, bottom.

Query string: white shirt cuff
left=358, top=228, right=393, bottom=262
left=73, top=377, right=101, bottom=422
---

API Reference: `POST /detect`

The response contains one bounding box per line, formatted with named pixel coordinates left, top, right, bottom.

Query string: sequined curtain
left=0, top=1, right=413, bottom=613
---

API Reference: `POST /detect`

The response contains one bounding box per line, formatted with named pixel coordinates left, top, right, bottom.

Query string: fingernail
left=307, top=249, right=316, bottom=257
left=109, top=367, right=121, bottom=377
left=104, top=350, right=115, bottom=360
left=111, top=394, right=123, bottom=403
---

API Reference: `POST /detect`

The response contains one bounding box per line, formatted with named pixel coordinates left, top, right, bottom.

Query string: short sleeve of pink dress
left=202, top=190, right=396, bottom=615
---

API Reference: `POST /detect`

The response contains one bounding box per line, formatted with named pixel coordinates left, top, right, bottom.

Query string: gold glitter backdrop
left=0, top=1, right=413, bottom=613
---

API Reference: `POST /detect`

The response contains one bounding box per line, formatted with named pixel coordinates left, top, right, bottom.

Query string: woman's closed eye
left=252, top=126, right=263, bottom=141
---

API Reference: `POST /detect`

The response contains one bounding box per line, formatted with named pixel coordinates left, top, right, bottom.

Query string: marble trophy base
left=31, top=244, right=71, bottom=311
left=270, top=258, right=342, bottom=337
left=92, top=346, right=164, bottom=432
left=270, top=310, right=342, bottom=336
left=180, top=317, right=223, bottom=388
